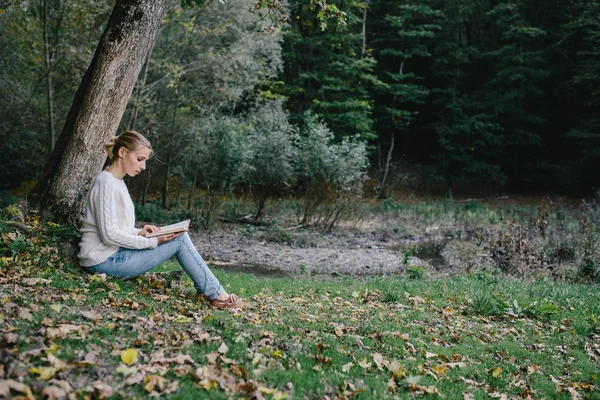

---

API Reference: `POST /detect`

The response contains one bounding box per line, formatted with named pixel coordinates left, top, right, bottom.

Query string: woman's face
left=119, top=147, right=151, bottom=177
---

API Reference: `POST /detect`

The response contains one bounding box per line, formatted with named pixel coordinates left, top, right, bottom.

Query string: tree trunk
left=142, top=166, right=152, bottom=205
left=187, top=169, right=198, bottom=210
left=361, top=0, right=370, bottom=58
left=42, top=0, right=56, bottom=154
left=162, top=105, right=177, bottom=210
left=377, top=57, right=405, bottom=199
left=127, top=41, right=155, bottom=130
left=28, top=0, right=169, bottom=226
left=377, top=133, right=394, bottom=199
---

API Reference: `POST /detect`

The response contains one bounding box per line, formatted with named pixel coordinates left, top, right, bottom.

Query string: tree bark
left=361, top=0, right=370, bottom=58
left=162, top=105, right=177, bottom=210
left=127, top=40, right=155, bottom=130
left=28, top=0, right=169, bottom=226
left=42, top=0, right=56, bottom=154
left=377, top=57, right=405, bottom=199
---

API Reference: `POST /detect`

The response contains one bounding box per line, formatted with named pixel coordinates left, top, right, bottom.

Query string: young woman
left=78, top=130, right=245, bottom=309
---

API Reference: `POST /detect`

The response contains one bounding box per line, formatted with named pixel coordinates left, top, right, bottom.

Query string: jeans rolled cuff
left=203, top=286, right=225, bottom=301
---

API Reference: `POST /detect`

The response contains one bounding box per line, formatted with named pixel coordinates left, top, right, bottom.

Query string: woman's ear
left=118, top=147, right=127, bottom=159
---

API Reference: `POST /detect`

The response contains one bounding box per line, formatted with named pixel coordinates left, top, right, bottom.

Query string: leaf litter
left=0, top=217, right=599, bottom=398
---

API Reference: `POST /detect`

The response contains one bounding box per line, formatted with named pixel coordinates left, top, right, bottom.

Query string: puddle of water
left=385, top=240, right=448, bottom=268
left=208, top=260, right=292, bottom=278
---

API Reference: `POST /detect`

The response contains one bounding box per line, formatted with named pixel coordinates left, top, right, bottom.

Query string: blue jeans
left=86, top=233, right=224, bottom=300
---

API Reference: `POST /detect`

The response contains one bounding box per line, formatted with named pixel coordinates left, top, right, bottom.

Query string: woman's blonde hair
left=104, top=130, right=152, bottom=163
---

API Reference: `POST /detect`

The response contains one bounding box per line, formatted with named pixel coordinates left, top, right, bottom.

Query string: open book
left=145, top=219, right=191, bottom=238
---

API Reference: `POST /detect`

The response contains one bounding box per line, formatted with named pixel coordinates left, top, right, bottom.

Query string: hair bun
left=103, top=136, right=119, bottom=159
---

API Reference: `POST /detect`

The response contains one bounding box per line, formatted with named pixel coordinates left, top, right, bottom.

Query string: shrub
left=294, top=112, right=369, bottom=229
left=407, top=265, right=427, bottom=279
left=192, top=115, right=253, bottom=227
left=245, top=99, right=297, bottom=220
left=577, top=210, right=600, bottom=282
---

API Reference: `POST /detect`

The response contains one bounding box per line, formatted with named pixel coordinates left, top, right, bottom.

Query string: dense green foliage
left=282, top=0, right=600, bottom=195
left=1, top=0, right=599, bottom=201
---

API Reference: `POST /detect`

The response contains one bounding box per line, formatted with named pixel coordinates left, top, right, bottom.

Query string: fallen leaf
left=120, top=348, right=138, bottom=365
left=431, top=364, right=447, bottom=377
left=143, top=375, right=165, bottom=392
left=491, top=367, right=502, bottom=378
left=28, top=366, right=57, bottom=380
left=373, top=352, right=384, bottom=370
left=90, top=380, right=113, bottom=398
left=342, top=362, right=353, bottom=373
left=442, top=307, right=454, bottom=319
left=458, top=377, right=484, bottom=387
left=272, top=349, right=284, bottom=359
left=81, top=310, right=102, bottom=322
left=116, top=364, right=137, bottom=376
left=408, top=383, right=441, bottom=396
left=170, top=353, right=194, bottom=364
left=567, top=387, right=582, bottom=400
left=205, top=352, right=219, bottom=366
left=0, top=379, right=34, bottom=399
left=358, top=359, right=372, bottom=369
left=218, top=342, right=229, bottom=354
left=273, top=390, right=289, bottom=400
left=173, top=315, right=192, bottom=323
left=4, top=333, right=17, bottom=344
left=388, top=378, right=398, bottom=393
left=527, top=364, right=540, bottom=375
left=40, top=385, right=66, bottom=400
left=18, top=307, right=32, bottom=321
left=22, top=278, right=51, bottom=286
left=47, top=354, right=67, bottom=370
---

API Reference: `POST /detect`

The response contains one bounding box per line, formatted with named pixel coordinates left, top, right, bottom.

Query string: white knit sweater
left=78, top=171, right=158, bottom=267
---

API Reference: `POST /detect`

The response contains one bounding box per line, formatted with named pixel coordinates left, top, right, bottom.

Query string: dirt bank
left=190, top=225, right=492, bottom=277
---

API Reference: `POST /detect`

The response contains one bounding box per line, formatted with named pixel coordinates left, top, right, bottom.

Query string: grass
left=2, top=242, right=600, bottom=399
left=1, top=197, right=600, bottom=399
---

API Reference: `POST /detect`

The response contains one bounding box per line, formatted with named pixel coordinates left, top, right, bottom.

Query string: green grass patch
left=2, top=252, right=599, bottom=399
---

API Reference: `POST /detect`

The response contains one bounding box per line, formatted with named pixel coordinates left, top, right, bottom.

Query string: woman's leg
left=172, top=233, right=224, bottom=300
left=87, top=233, right=224, bottom=300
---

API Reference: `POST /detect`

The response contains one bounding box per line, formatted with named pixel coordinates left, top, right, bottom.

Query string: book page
left=145, top=219, right=190, bottom=237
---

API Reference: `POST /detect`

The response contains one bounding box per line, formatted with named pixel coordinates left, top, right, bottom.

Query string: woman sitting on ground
left=77, top=130, right=245, bottom=309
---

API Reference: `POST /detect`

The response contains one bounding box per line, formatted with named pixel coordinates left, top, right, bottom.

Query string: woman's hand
left=139, top=225, right=160, bottom=236
left=156, top=231, right=184, bottom=244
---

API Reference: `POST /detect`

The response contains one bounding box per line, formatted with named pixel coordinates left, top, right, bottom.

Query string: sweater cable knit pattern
left=78, top=171, right=157, bottom=267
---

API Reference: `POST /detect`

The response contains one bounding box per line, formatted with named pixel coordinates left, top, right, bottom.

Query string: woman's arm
left=95, top=180, right=158, bottom=249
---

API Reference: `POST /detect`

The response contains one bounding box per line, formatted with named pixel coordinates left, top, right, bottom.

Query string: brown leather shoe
left=206, top=293, right=247, bottom=309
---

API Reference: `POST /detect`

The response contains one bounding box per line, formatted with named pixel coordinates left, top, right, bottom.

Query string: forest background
left=1, top=0, right=599, bottom=218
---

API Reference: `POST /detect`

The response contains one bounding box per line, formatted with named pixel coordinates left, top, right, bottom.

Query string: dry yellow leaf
left=273, top=390, right=289, bottom=400
left=272, top=349, right=284, bottom=358
left=120, top=348, right=138, bottom=365
left=431, top=364, right=448, bottom=376
left=28, top=366, right=57, bottom=380
left=143, top=375, right=165, bottom=392
left=491, top=367, right=502, bottom=378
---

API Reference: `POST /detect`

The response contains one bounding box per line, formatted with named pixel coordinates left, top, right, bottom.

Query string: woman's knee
left=174, top=231, right=192, bottom=249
